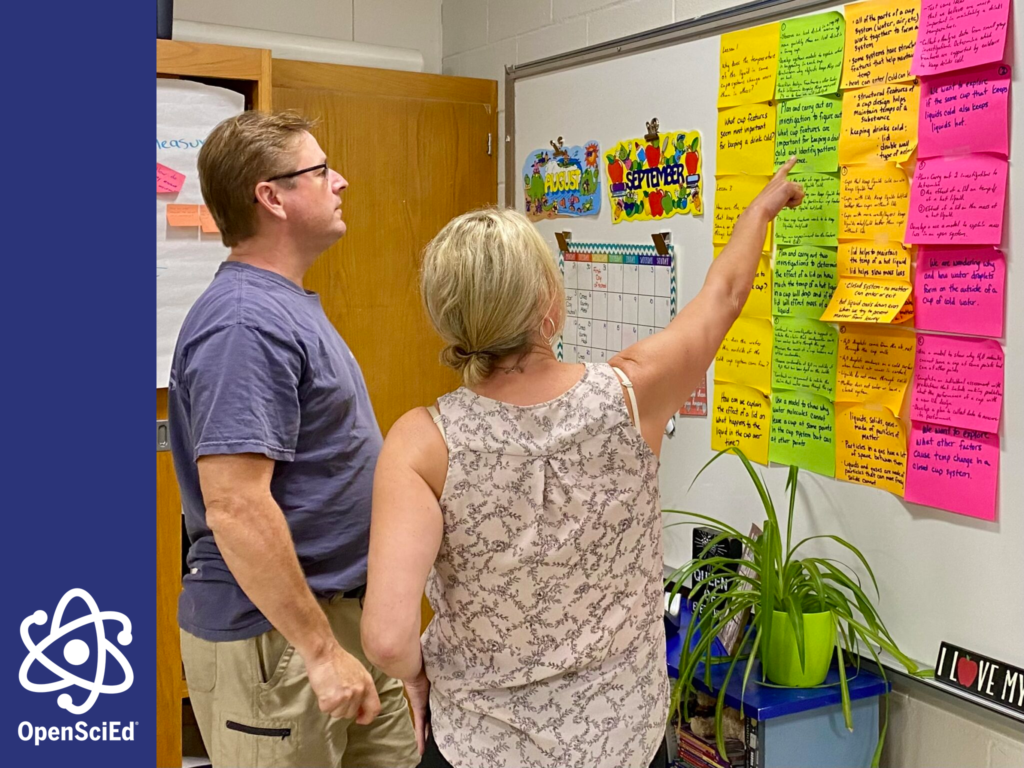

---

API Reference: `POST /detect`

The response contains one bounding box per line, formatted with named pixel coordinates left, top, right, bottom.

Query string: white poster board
left=156, top=79, right=244, bottom=387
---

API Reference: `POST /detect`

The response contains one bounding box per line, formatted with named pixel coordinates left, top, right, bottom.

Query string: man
left=168, top=111, right=419, bottom=767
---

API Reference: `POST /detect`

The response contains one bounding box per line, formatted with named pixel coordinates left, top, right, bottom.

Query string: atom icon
left=19, top=588, right=133, bottom=714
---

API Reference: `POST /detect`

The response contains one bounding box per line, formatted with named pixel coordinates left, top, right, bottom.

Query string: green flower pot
left=764, top=610, right=836, bottom=686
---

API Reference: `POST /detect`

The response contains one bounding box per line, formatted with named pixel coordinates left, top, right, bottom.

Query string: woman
left=362, top=159, right=804, bottom=768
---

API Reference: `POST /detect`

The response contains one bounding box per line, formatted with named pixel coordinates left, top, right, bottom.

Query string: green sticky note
left=772, top=246, right=838, bottom=318
left=776, top=12, right=845, bottom=100
left=771, top=317, right=837, bottom=399
left=775, top=173, right=839, bottom=247
left=774, top=96, right=842, bottom=173
left=769, top=390, right=835, bottom=477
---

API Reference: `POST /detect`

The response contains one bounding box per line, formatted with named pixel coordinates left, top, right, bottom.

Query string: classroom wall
left=442, top=0, right=741, bottom=201
left=444, top=2, right=1024, bottom=766
left=173, top=0, right=443, bottom=73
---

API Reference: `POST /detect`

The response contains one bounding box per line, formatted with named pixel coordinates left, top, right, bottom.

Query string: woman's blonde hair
left=421, top=207, right=565, bottom=385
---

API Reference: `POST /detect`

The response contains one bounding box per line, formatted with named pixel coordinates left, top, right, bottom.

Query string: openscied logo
left=19, top=588, right=133, bottom=714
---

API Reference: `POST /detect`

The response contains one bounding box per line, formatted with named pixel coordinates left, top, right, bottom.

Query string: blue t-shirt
left=168, top=261, right=383, bottom=641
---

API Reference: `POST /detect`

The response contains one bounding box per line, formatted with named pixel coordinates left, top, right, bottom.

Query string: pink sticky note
left=905, top=155, right=1007, bottom=245
left=915, top=248, right=1005, bottom=338
left=918, top=65, right=1010, bottom=159
left=904, top=421, right=998, bottom=520
left=911, top=333, right=1004, bottom=432
left=912, top=0, right=1010, bottom=76
left=157, top=162, right=186, bottom=193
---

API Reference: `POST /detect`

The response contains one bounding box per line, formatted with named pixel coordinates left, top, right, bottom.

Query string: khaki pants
left=180, top=594, right=419, bottom=768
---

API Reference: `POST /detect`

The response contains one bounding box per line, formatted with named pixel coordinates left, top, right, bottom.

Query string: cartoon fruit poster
left=606, top=119, right=703, bottom=223
left=522, top=138, right=601, bottom=220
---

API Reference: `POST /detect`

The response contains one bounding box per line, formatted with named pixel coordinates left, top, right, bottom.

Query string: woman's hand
left=748, top=156, right=805, bottom=221
left=404, top=667, right=431, bottom=755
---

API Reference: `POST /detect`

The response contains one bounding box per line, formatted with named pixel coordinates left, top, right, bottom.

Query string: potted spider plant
left=664, top=448, right=931, bottom=767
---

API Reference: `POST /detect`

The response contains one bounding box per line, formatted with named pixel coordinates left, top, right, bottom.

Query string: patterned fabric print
left=422, top=363, right=668, bottom=768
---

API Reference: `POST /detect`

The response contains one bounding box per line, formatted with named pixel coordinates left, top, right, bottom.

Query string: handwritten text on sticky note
left=715, top=317, right=774, bottom=394
left=838, top=82, right=920, bottom=164
left=772, top=317, right=838, bottom=400
left=918, top=64, right=1010, bottom=159
left=915, top=248, right=1005, bottom=338
left=773, top=246, right=837, bottom=319
left=912, top=0, right=1010, bottom=76
left=717, top=103, right=777, bottom=176
left=711, top=382, right=772, bottom=465
left=820, top=278, right=911, bottom=323
left=837, top=242, right=911, bottom=281
left=841, top=0, right=920, bottom=89
left=836, top=324, right=916, bottom=412
left=719, top=23, right=780, bottom=107
left=836, top=404, right=907, bottom=495
left=770, top=390, right=835, bottom=477
left=911, top=333, right=1003, bottom=432
left=904, top=421, right=998, bottom=520
left=905, top=155, right=1007, bottom=245
left=157, top=163, right=186, bottom=193
left=839, top=164, right=909, bottom=241
left=776, top=12, right=846, bottom=100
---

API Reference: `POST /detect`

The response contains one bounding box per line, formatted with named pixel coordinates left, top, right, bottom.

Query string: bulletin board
left=510, top=0, right=1023, bottom=694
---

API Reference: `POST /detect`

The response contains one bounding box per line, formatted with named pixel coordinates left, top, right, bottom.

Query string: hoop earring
left=541, top=316, right=556, bottom=344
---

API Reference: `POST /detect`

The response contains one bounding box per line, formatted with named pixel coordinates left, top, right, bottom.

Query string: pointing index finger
left=774, top=156, right=799, bottom=179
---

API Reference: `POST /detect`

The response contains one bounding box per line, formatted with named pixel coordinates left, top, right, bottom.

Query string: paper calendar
left=558, top=242, right=676, bottom=364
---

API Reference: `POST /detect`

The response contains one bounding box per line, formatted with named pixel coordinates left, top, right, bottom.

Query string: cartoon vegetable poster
left=606, top=118, right=703, bottom=223
left=522, top=138, right=602, bottom=220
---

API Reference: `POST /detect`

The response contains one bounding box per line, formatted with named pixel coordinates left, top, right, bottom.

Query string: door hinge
left=157, top=420, right=170, bottom=452
left=487, top=133, right=492, bottom=156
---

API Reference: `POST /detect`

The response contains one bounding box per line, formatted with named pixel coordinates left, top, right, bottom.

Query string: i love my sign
left=935, top=642, right=1024, bottom=716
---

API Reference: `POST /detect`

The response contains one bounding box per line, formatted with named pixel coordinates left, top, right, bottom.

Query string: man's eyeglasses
left=254, top=163, right=329, bottom=202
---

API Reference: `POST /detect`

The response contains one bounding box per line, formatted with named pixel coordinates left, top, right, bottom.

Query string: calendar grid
left=557, top=242, right=676, bottom=364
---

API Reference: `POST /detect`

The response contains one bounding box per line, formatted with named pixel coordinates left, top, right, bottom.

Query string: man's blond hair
left=197, top=111, right=314, bottom=247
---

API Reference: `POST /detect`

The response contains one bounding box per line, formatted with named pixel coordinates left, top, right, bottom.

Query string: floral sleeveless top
left=421, top=363, right=667, bottom=767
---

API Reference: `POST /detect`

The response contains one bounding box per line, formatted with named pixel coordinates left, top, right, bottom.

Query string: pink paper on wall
left=911, top=333, right=1004, bottom=431
left=905, top=155, right=1007, bottom=245
left=157, top=162, right=186, bottom=193
left=915, top=248, right=1005, bottom=338
left=918, top=65, right=1010, bottom=158
left=904, top=421, right=998, bottom=520
left=912, top=0, right=1010, bottom=76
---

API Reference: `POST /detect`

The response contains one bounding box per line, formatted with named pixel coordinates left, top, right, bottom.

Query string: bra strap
left=426, top=404, right=448, bottom=447
left=609, top=366, right=640, bottom=428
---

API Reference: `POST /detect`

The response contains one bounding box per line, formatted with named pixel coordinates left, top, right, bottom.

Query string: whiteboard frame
left=508, top=0, right=1023, bottom=725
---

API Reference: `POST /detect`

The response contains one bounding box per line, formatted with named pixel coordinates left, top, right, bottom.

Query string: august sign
left=934, top=642, right=1024, bottom=715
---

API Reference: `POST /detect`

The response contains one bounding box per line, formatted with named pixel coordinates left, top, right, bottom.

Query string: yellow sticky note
left=713, top=176, right=772, bottom=249
left=839, top=165, right=910, bottom=241
left=893, top=291, right=915, bottom=325
left=841, top=0, right=921, bottom=90
left=717, top=103, right=777, bottom=176
left=715, top=316, right=773, bottom=393
left=711, top=382, right=772, bottom=465
left=835, top=403, right=907, bottom=495
left=820, top=278, right=912, bottom=323
left=837, top=242, right=911, bottom=281
left=166, top=204, right=200, bottom=227
left=837, top=324, right=916, bottom=412
left=714, top=247, right=772, bottom=319
left=838, top=82, right=919, bottom=165
left=719, top=23, right=781, bottom=107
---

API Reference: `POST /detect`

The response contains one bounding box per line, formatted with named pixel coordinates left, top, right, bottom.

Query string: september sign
left=606, top=119, right=703, bottom=224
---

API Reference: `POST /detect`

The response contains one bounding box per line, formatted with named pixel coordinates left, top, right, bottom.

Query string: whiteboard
left=156, top=79, right=244, bottom=388
left=513, top=4, right=1023, bottom=673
